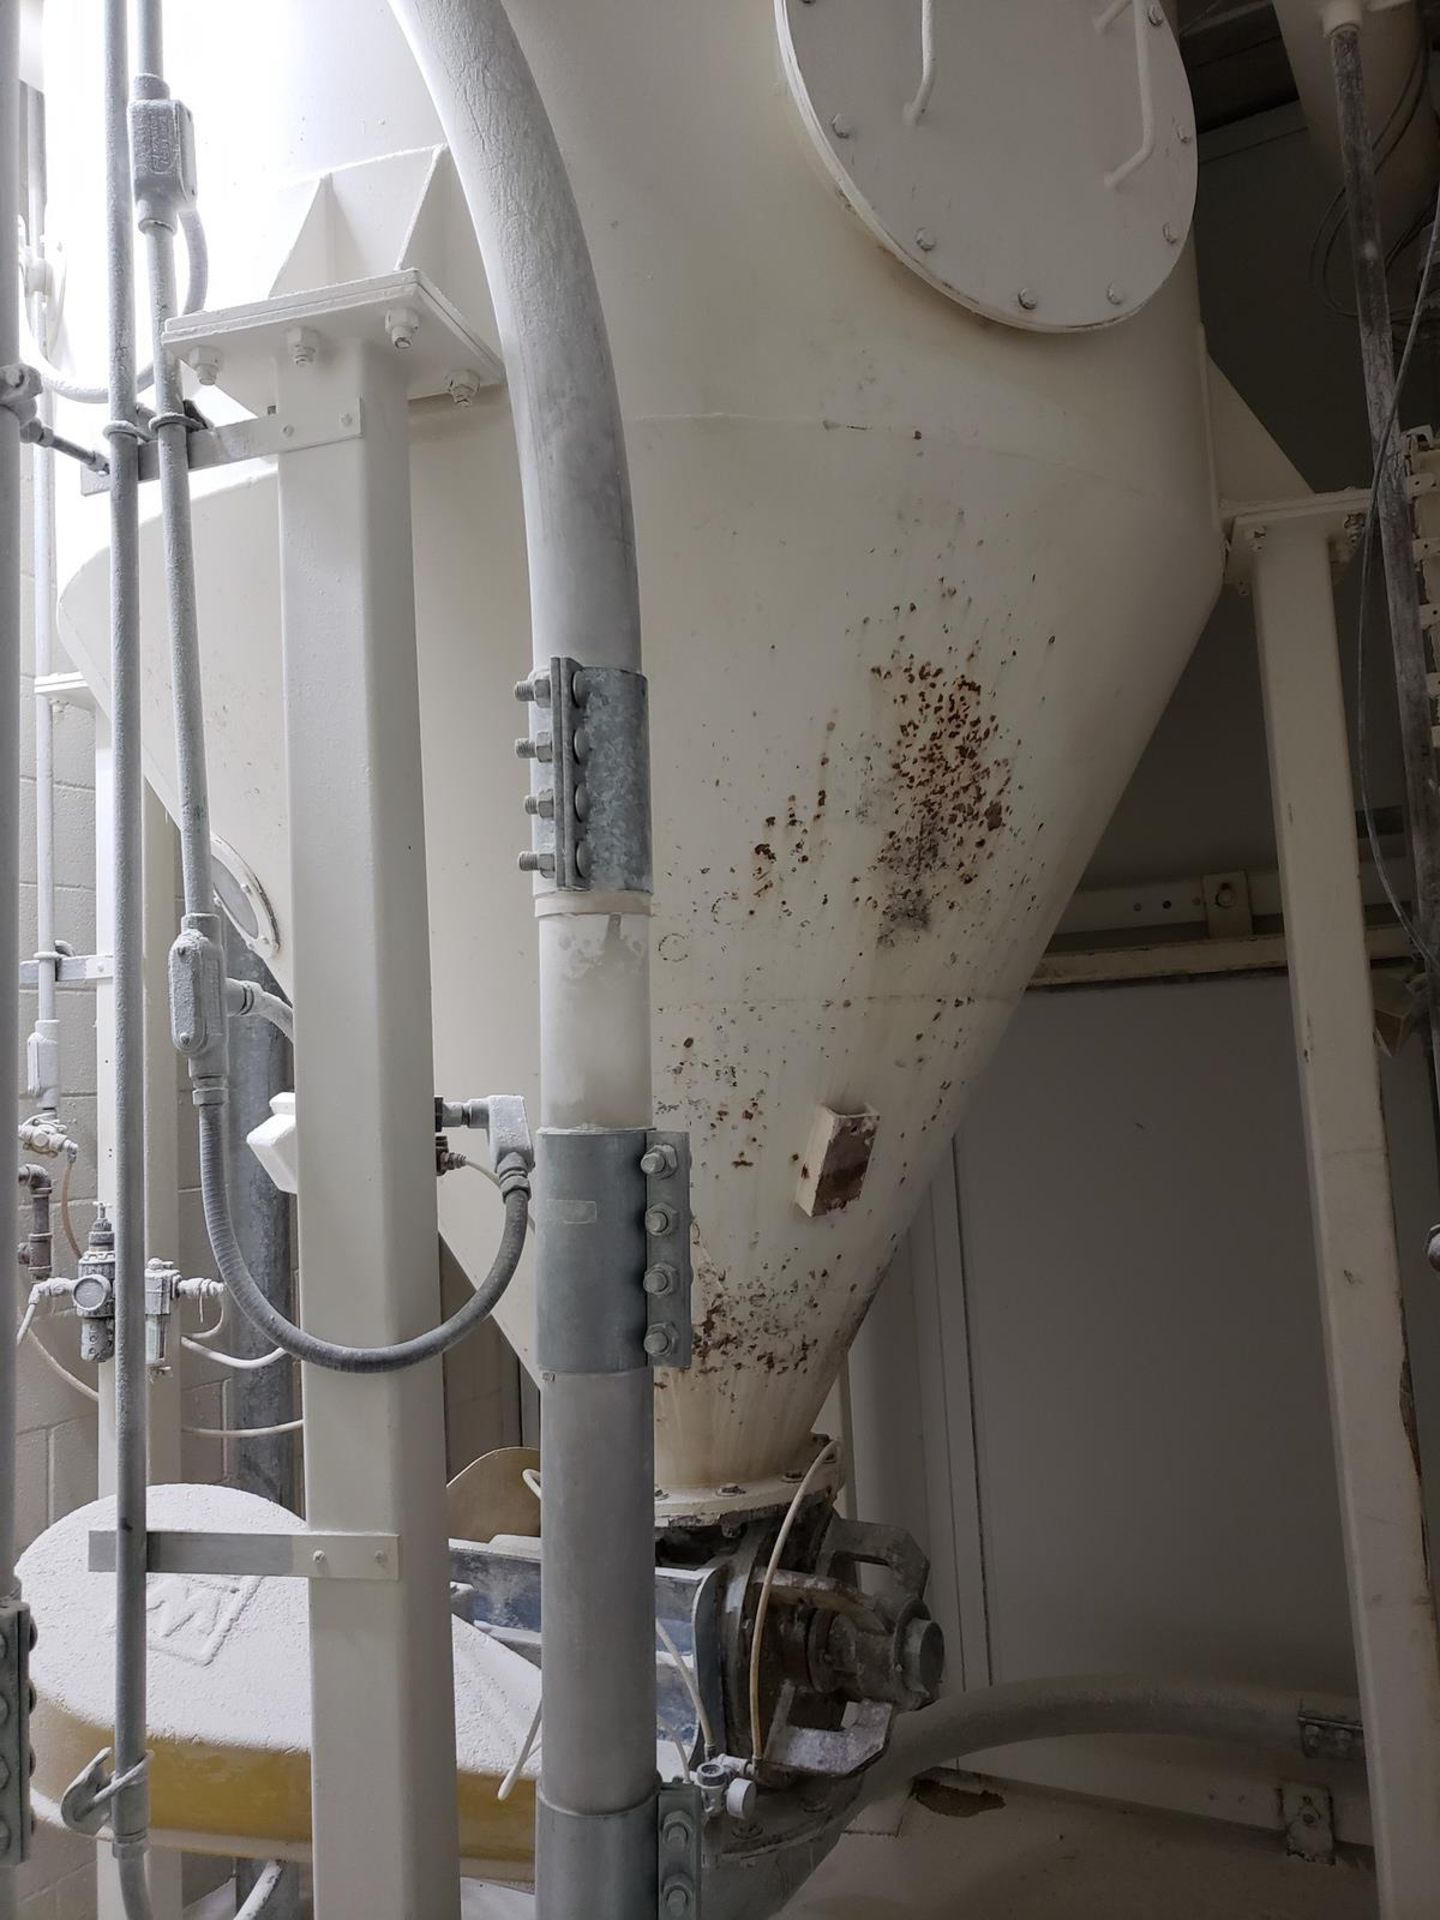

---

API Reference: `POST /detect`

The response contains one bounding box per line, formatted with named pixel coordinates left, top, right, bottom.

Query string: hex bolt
left=286, top=326, right=318, bottom=367
left=518, top=851, right=558, bottom=877
left=644, top=1326, right=675, bottom=1359
left=446, top=367, right=483, bottom=407
left=641, top=1143, right=679, bottom=1176
left=643, top=1264, right=677, bottom=1296
left=645, top=1203, right=676, bottom=1236
left=515, top=735, right=554, bottom=762
left=186, top=345, right=223, bottom=386
left=1178, top=124, right=1193, bottom=145
left=663, top=1884, right=693, bottom=1919
left=1213, top=881, right=1236, bottom=910
left=575, top=840, right=593, bottom=879
left=1017, top=288, right=1039, bottom=311
left=717, top=1483, right=745, bottom=1497
left=1146, top=3, right=1163, bottom=21
left=915, top=228, right=937, bottom=252
left=524, top=790, right=556, bottom=819
left=830, top=113, right=855, bottom=138
left=1106, top=285, right=1125, bottom=306
left=385, top=305, right=421, bottom=350
left=661, top=1813, right=693, bottom=1852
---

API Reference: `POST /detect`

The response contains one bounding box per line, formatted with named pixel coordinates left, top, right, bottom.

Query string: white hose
left=748, top=1439, right=840, bottom=1766
left=21, top=1322, right=99, bottom=1404
left=179, top=1335, right=286, bottom=1372
left=183, top=1416, right=303, bottom=1440
left=16, top=204, right=208, bottom=404
left=656, top=1616, right=716, bottom=1763
left=496, top=1695, right=542, bottom=1802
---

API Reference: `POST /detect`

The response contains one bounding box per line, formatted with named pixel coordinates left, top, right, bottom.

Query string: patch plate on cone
left=777, top=0, right=1197, bottom=332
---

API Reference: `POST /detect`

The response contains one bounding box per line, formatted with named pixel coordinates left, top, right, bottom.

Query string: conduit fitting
left=17, top=1117, right=77, bottom=1161
left=226, top=978, right=294, bottom=1043
left=129, top=91, right=197, bottom=235
left=169, top=912, right=230, bottom=1084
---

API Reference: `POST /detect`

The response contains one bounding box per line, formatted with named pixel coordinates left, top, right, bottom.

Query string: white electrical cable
left=904, top=0, right=936, bottom=124
left=182, top=1416, right=303, bottom=1440
left=21, top=1322, right=99, bottom=1404
left=179, top=1336, right=286, bottom=1372
left=496, top=1695, right=542, bottom=1802
left=747, top=1438, right=840, bottom=1767
left=656, top=1616, right=716, bottom=1764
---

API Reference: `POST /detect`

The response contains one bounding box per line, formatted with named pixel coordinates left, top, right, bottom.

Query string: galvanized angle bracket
left=81, top=402, right=365, bottom=496
left=89, top=1527, right=400, bottom=1582
left=657, top=1780, right=704, bottom=1919
left=516, top=654, right=652, bottom=894
left=643, top=1131, right=694, bottom=1370
left=0, top=1598, right=34, bottom=1865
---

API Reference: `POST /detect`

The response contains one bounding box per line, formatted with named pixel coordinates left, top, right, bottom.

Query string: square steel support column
left=1244, top=508, right=1440, bottom=1917
left=274, top=337, right=460, bottom=1917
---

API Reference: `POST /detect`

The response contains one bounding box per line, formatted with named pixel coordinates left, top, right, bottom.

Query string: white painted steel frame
left=1249, top=511, right=1440, bottom=1917
left=273, top=338, right=460, bottom=1917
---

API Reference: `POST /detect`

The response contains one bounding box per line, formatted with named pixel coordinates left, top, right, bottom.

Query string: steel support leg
left=1252, top=516, right=1440, bottom=1918
left=274, top=339, right=459, bottom=1917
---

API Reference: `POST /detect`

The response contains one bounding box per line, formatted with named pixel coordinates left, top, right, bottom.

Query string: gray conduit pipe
left=103, top=0, right=153, bottom=1909
left=0, top=1, right=21, bottom=1912
left=382, top=6, right=655, bottom=1915
left=860, top=1674, right=1365, bottom=1808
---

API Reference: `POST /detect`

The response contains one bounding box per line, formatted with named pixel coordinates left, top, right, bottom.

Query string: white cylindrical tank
left=44, top=0, right=1222, bottom=1506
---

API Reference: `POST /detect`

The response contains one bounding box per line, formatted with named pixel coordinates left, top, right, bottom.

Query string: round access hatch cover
left=777, top=0, right=1198, bottom=333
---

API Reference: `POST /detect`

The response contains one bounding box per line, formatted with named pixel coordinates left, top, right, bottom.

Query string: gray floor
left=781, top=1783, right=1378, bottom=1920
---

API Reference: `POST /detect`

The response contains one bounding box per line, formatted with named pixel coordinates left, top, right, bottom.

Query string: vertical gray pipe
left=1331, top=21, right=1440, bottom=1108
left=24, top=87, right=58, bottom=1117
left=223, top=923, right=296, bottom=1511
left=383, top=7, right=656, bottom=1913
left=104, top=0, right=153, bottom=1911
left=0, top=0, right=22, bottom=1653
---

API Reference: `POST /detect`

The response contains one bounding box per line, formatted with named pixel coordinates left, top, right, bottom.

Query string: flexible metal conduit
left=861, top=1674, right=1366, bottom=1807
left=0, top=1, right=21, bottom=1909
left=383, top=4, right=655, bottom=1913
left=105, top=0, right=153, bottom=1910
left=199, top=1107, right=529, bottom=1371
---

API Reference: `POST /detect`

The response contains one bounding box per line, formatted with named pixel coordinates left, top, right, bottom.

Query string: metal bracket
left=1298, top=1707, right=1365, bottom=1766
left=0, top=1599, right=33, bottom=1864
left=1281, top=1781, right=1335, bottom=1864
left=88, top=1528, right=400, bottom=1581
left=80, top=402, right=366, bottom=495
left=516, top=657, right=652, bottom=894
left=657, top=1782, right=704, bottom=1920
left=18, top=951, right=114, bottom=988
left=643, top=1132, right=694, bottom=1370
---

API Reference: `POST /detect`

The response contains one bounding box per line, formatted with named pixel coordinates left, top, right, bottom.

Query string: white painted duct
left=43, top=0, right=1224, bottom=1508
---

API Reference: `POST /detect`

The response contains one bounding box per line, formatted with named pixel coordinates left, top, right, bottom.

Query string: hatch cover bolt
left=1106, top=285, right=1125, bottom=306
left=1163, top=222, right=1180, bottom=244
left=830, top=114, right=854, bottom=138
left=1017, top=287, right=1038, bottom=311
left=914, top=228, right=936, bottom=252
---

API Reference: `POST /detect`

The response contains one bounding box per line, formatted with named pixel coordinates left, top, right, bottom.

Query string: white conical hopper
left=44, top=0, right=1223, bottom=1510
